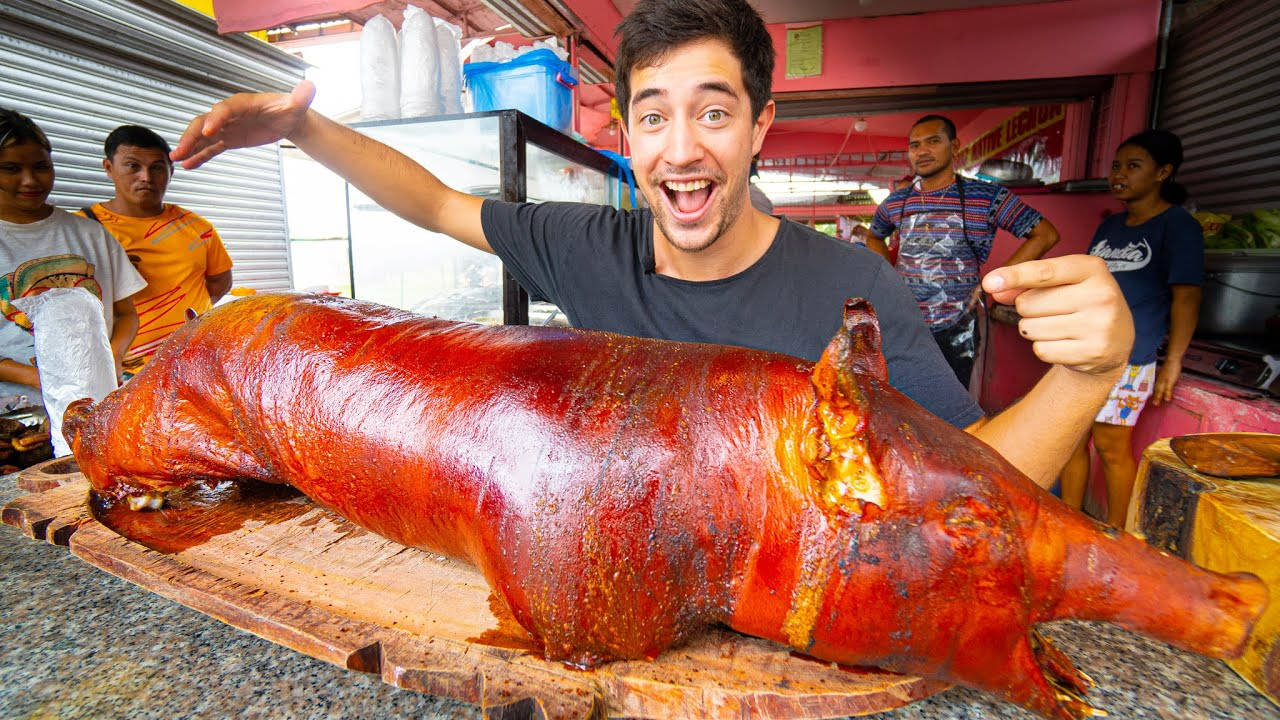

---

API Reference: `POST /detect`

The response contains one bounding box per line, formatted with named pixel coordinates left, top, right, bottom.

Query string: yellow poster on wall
left=786, top=25, right=822, bottom=79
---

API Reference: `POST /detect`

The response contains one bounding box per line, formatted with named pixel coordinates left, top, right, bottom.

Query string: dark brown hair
left=1119, top=129, right=1188, bottom=205
left=614, top=0, right=774, bottom=125
left=0, top=108, right=52, bottom=153
left=105, top=124, right=172, bottom=165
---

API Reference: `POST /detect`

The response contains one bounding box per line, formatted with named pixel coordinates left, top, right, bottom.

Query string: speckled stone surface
left=2, top=473, right=1276, bottom=720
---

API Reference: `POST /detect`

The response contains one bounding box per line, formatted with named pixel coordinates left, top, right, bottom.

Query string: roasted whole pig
left=66, top=293, right=1266, bottom=719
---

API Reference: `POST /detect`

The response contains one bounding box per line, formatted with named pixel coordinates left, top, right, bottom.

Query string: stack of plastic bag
left=13, top=288, right=116, bottom=457
left=360, top=14, right=400, bottom=120
left=435, top=18, right=464, bottom=115
left=399, top=5, right=441, bottom=118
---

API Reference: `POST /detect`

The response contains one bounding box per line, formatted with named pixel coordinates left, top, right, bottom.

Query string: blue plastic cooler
left=464, top=49, right=578, bottom=133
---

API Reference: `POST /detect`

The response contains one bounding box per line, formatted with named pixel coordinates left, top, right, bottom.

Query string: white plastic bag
left=400, top=5, right=441, bottom=117
left=14, top=288, right=116, bottom=457
left=361, top=14, right=400, bottom=121
left=434, top=18, right=464, bottom=115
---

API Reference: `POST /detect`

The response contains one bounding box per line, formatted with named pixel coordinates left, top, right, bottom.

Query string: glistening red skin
left=65, top=293, right=1267, bottom=720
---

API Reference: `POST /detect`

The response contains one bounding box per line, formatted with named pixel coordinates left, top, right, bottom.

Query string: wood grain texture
left=1171, top=433, right=1280, bottom=479
left=15, top=456, right=82, bottom=493
left=3, top=473, right=946, bottom=720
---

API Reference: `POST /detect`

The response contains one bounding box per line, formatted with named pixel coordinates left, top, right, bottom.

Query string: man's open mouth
left=662, top=178, right=716, bottom=223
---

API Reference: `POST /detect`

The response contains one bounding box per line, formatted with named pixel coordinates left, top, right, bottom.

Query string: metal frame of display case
left=350, top=110, right=620, bottom=325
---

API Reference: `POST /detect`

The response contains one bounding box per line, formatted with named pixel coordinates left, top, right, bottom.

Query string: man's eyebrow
left=631, top=88, right=664, bottom=108
left=631, top=81, right=739, bottom=108
left=696, top=81, right=737, bottom=98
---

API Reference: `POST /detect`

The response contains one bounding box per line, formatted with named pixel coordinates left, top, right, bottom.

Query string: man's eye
left=641, top=113, right=662, bottom=127
left=705, top=110, right=724, bottom=122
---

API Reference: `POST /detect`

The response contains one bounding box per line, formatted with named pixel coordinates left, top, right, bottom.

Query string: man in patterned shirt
left=870, top=115, right=1060, bottom=388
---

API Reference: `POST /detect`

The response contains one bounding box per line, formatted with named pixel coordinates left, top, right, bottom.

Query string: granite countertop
left=2, top=473, right=1276, bottom=720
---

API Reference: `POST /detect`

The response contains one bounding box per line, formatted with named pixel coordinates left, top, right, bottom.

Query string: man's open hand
left=171, top=81, right=317, bottom=170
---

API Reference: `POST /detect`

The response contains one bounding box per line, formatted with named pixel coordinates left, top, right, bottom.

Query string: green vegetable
left=1217, top=222, right=1256, bottom=249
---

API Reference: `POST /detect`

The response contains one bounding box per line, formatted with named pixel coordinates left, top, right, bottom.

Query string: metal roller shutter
left=0, top=0, right=306, bottom=290
left=1156, top=0, right=1280, bottom=215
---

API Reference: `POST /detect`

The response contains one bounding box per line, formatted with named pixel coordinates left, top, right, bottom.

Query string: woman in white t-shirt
left=0, top=108, right=146, bottom=409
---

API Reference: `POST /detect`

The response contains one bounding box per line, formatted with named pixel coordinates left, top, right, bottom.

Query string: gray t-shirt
left=481, top=200, right=982, bottom=428
left=0, top=208, right=147, bottom=406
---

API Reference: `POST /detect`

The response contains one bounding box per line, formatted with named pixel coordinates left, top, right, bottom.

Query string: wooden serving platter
left=3, top=460, right=946, bottom=719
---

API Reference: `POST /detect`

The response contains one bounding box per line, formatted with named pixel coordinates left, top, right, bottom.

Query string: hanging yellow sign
left=959, top=104, right=1066, bottom=170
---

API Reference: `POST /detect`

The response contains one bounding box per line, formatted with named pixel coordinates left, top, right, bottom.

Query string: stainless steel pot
left=1198, top=251, right=1280, bottom=335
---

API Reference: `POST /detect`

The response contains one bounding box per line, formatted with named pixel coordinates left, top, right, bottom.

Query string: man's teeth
left=665, top=180, right=711, bottom=192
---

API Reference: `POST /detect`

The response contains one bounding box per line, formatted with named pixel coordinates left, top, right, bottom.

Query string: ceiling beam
left=773, top=76, right=1112, bottom=120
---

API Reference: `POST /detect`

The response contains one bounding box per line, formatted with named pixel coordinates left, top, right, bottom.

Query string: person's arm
left=1001, top=217, right=1060, bottom=267
left=0, top=359, right=40, bottom=389
left=866, top=202, right=896, bottom=263
left=205, top=269, right=233, bottom=305
left=961, top=255, right=1134, bottom=488
left=864, top=233, right=891, bottom=263
left=1151, top=284, right=1201, bottom=406
left=172, top=81, right=490, bottom=253
left=110, top=298, right=139, bottom=380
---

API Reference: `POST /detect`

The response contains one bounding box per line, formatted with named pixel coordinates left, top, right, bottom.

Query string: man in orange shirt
left=81, top=125, right=233, bottom=373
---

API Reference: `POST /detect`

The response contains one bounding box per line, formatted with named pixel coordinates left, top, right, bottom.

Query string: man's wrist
left=288, top=109, right=320, bottom=145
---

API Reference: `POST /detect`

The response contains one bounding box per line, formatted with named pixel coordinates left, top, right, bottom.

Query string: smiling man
left=170, top=0, right=1134, bottom=489
left=81, top=126, right=233, bottom=374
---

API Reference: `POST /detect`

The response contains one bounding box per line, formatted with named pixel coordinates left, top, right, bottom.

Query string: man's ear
left=101, top=157, right=111, bottom=175
left=751, top=99, right=776, bottom=156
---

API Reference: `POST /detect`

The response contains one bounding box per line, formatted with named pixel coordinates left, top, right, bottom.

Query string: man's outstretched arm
left=172, top=81, right=490, bottom=253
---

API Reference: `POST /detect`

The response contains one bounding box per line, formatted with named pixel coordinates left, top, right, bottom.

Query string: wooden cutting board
left=3, top=461, right=946, bottom=720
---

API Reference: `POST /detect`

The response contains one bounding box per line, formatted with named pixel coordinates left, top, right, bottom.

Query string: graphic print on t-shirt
left=0, top=254, right=103, bottom=331
left=1090, top=237, right=1152, bottom=273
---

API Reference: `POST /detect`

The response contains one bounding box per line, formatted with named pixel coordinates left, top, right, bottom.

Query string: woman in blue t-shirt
left=1060, top=129, right=1203, bottom=527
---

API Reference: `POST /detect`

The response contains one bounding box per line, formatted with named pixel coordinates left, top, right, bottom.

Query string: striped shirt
left=870, top=178, right=1042, bottom=329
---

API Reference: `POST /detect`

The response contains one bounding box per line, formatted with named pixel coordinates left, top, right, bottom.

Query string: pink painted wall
left=769, top=0, right=1161, bottom=93
left=563, top=0, right=1161, bottom=92
left=1090, top=73, right=1155, bottom=177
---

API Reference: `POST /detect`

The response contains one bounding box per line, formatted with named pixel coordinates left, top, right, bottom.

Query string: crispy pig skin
left=66, top=293, right=1267, bottom=719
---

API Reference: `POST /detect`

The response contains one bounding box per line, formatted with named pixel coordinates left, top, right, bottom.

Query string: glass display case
left=347, top=111, right=623, bottom=325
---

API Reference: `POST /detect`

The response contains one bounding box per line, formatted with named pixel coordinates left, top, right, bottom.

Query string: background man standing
left=82, top=125, right=233, bottom=373
left=870, top=115, right=1061, bottom=388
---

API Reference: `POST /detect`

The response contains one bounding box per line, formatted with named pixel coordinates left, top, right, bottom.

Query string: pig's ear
left=808, top=299, right=885, bottom=517
left=814, top=298, right=887, bottom=392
